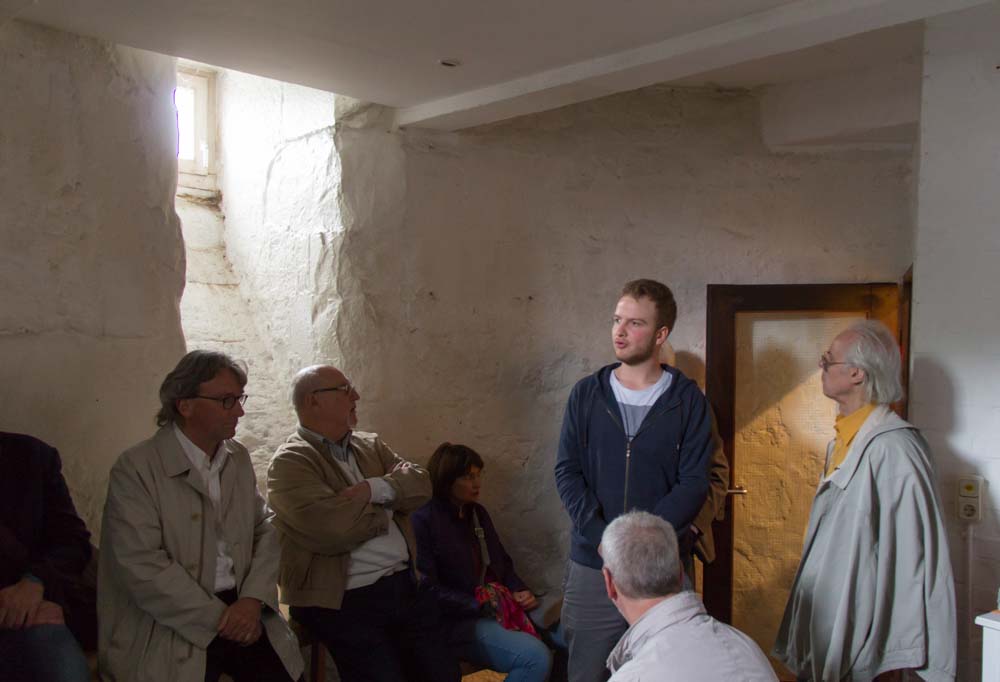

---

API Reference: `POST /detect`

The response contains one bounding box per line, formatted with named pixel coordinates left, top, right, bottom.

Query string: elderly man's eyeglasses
left=819, top=354, right=849, bottom=372
left=313, top=383, right=353, bottom=396
left=194, top=394, right=248, bottom=409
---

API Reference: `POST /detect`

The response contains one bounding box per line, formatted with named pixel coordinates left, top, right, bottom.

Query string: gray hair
left=291, top=365, right=328, bottom=414
left=842, top=320, right=904, bottom=405
left=156, top=350, right=247, bottom=426
left=601, top=511, right=681, bottom=599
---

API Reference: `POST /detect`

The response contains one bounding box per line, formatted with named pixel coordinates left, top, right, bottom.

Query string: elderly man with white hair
left=775, top=320, right=957, bottom=681
left=600, top=510, right=776, bottom=681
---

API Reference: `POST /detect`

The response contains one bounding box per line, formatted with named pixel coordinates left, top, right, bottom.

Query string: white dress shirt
left=300, top=427, right=409, bottom=589
left=173, top=424, right=237, bottom=592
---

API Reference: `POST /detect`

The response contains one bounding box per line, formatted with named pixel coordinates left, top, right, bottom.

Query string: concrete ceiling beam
left=760, top=58, right=922, bottom=147
left=394, top=0, right=987, bottom=131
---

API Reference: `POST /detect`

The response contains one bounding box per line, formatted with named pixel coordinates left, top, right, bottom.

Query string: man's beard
left=615, top=340, right=657, bottom=366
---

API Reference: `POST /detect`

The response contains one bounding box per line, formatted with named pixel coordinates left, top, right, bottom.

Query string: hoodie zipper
left=605, top=401, right=681, bottom=513
left=624, top=438, right=632, bottom=512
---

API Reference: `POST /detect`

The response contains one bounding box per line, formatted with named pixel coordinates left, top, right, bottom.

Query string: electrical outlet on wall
left=957, top=475, right=984, bottom=522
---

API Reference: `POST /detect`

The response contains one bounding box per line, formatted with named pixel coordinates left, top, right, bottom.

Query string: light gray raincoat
left=774, top=405, right=956, bottom=681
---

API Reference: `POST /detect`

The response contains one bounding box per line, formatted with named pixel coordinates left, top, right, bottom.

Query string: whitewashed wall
left=912, top=4, right=1000, bottom=679
left=216, top=69, right=339, bottom=386
left=0, top=21, right=186, bottom=535
left=332, top=86, right=915, bottom=591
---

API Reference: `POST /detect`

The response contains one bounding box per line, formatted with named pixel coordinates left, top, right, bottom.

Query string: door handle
left=726, top=486, right=748, bottom=496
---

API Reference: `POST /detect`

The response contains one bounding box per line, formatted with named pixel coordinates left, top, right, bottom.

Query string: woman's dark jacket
left=412, top=496, right=527, bottom=617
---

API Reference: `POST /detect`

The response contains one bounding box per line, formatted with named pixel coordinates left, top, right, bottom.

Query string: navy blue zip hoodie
left=554, top=363, right=713, bottom=569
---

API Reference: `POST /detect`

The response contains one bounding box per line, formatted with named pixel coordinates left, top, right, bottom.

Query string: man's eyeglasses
left=193, top=394, right=248, bottom=409
left=819, top=354, right=849, bottom=372
left=313, top=383, right=353, bottom=396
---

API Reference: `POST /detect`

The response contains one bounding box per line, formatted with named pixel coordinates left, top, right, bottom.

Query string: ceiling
left=6, top=0, right=990, bottom=129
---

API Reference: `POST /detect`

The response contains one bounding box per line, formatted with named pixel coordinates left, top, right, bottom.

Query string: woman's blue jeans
left=457, top=617, right=552, bottom=682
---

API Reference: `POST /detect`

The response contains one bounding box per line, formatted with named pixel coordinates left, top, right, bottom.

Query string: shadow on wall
left=673, top=350, right=706, bottom=390
left=910, top=355, right=974, bottom=504
left=910, top=355, right=985, bottom=679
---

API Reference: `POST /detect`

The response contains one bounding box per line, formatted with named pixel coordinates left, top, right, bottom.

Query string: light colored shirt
left=608, top=590, right=777, bottom=682
left=173, top=424, right=236, bottom=592
left=299, top=427, right=409, bottom=589
left=610, top=369, right=673, bottom=438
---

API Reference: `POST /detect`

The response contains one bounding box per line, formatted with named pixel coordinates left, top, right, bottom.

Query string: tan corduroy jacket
left=266, top=429, right=431, bottom=609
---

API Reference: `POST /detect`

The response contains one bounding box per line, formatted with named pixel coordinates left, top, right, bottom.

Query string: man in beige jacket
left=267, top=364, right=459, bottom=682
left=98, top=350, right=303, bottom=682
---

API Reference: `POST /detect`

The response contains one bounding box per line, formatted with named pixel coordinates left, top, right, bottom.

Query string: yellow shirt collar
left=834, top=402, right=877, bottom=444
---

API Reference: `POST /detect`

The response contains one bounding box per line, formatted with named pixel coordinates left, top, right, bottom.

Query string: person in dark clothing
left=412, top=442, right=552, bottom=682
left=0, top=431, right=95, bottom=682
left=554, top=279, right=713, bottom=682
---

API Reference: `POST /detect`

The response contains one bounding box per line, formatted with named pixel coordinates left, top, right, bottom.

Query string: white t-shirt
left=610, top=369, right=673, bottom=439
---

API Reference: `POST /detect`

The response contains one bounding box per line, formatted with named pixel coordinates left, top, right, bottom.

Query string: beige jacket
left=98, top=428, right=303, bottom=682
left=691, top=412, right=728, bottom=564
left=266, top=429, right=431, bottom=609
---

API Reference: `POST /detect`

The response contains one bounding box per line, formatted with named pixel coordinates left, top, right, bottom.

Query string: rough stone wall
left=0, top=21, right=185, bottom=536
left=333, top=86, right=915, bottom=592
left=212, top=69, right=340, bottom=473
left=912, top=5, right=1000, bottom=678
left=177, top=197, right=293, bottom=483
left=216, top=70, right=339, bottom=379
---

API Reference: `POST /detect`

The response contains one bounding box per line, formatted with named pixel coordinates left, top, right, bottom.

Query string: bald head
left=291, top=365, right=331, bottom=415
left=292, top=365, right=360, bottom=440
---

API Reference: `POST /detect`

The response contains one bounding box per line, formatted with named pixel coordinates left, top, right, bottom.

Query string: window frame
left=176, top=65, right=218, bottom=191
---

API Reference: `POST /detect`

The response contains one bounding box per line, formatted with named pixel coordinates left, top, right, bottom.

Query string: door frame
left=702, top=282, right=903, bottom=623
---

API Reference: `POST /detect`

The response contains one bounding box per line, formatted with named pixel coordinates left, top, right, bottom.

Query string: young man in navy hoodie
left=555, top=279, right=713, bottom=682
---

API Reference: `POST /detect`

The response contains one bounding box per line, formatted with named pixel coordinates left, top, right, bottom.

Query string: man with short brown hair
left=555, top=279, right=713, bottom=682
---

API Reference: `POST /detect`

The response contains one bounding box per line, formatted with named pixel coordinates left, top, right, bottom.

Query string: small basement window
left=174, top=65, right=217, bottom=191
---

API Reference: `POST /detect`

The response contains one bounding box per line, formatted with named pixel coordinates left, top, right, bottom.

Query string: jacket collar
left=824, top=405, right=915, bottom=490
left=296, top=425, right=353, bottom=454
left=154, top=426, right=239, bottom=500
left=607, top=591, right=705, bottom=672
left=292, top=427, right=361, bottom=487
left=428, top=495, right=475, bottom=521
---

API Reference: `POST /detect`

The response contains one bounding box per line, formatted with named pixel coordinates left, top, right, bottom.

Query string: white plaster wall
left=211, top=75, right=914, bottom=596
left=177, top=197, right=295, bottom=483
left=336, top=86, right=915, bottom=591
left=215, top=69, right=339, bottom=386
left=912, top=4, right=1000, bottom=678
left=0, top=21, right=186, bottom=535
left=760, top=59, right=922, bottom=147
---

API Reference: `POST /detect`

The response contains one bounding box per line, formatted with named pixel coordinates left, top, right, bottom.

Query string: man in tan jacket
left=267, top=364, right=459, bottom=682
left=98, top=350, right=303, bottom=682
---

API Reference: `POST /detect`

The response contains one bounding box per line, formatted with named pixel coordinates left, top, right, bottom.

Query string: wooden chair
left=280, top=604, right=328, bottom=682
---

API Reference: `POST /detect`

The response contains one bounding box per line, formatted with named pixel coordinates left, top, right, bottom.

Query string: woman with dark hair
left=412, top=443, right=552, bottom=682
